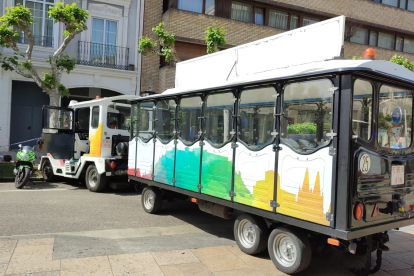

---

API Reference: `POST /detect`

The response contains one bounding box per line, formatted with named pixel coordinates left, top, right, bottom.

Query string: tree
left=390, top=54, right=414, bottom=71
left=138, top=23, right=180, bottom=63
left=0, top=3, right=89, bottom=107
left=205, top=23, right=226, bottom=54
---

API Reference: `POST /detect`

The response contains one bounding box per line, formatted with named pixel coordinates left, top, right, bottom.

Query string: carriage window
left=178, top=96, right=202, bottom=145
left=131, top=104, right=139, bottom=138
left=155, top=99, right=176, bottom=142
left=205, top=92, right=234, bottom=146
left=352, top=79, right=373, bottom=140
left=239, top=87, right=276, bottom=148
left=138, top=102, right=155, bottom=142
left=75, top=108, right=90, bottom=132
left=91, top=106, right=99, bottom=129
left=378, top=85, right=413, bottom=149
left=281, top=79, right=333, bottom=153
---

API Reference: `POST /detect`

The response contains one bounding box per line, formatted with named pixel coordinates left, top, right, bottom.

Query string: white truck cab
left=38, top=95, right=137, bottom=192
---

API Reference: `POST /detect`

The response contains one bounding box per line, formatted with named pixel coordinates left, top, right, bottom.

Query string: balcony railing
left=18, top=35, right=54, bottom=48
left=77, top=41, right=130, bottom=71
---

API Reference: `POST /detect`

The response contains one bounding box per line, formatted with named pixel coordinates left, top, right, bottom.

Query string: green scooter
left=14, top=144, right=36, bottom=189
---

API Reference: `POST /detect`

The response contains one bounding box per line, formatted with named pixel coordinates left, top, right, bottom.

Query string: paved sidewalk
left=1, top=228, right=414, bottom=276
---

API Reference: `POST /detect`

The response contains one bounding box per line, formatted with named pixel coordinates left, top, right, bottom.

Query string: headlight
left=19, top=153, right=29, bottom=161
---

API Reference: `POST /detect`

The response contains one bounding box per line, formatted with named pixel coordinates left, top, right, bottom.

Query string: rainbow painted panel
left=84, top=123, right=103, bottom=157
left=127, top=139, right=136, bottom=176
left=201, top=143, right=232, bottom=200
left=174, top=141, right=201, bottom=192
left=276, top=146, right=332, bottom=226
left=154, top=139, right=175, bottom=185
left=233, top=144, right=275, bottom=211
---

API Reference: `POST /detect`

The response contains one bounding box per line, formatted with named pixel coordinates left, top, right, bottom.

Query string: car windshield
left=22, top=146, right=33, bottom=153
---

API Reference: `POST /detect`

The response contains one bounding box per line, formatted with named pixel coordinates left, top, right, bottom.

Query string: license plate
left=391, top=165, right=404, bottom=185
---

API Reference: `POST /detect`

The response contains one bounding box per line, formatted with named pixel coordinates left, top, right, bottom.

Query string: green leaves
left=0, top=5, right=33, bottom=28
left=138, top=23, right=177, bottom=63
left=48, top=2, right=89, bottom=37
left=0, top=25, right=19, bottom=48
left=205, top=23, right=226, bottom=54
left=57, top=55, right=76, bottom=74
left=58, top=83, right=69, bottom=97
left=43, top=73, right=55, bottom=88
left=390, top=54, right=414, bottom=71
left=287, top=122, right=317, bottom=135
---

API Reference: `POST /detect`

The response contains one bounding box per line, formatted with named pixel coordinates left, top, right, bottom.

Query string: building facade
left=0, top=0, right=144, bottom=150
left=140, top=0, right=414, bottom=94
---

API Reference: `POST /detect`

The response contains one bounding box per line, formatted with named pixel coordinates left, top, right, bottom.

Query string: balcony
left=18, top=35, right=54, bottom=48
left=77, top=41, right=130, bottom=71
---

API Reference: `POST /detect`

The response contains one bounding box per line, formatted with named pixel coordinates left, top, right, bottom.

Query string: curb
left=0, top=177, right=44, bottom=182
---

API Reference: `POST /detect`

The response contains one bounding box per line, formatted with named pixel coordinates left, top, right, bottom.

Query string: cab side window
left=75, top=108, right=90, bottom=132
left=352, top=79, right=373, bottom=141
left=91, top=106, right=100, bottom=129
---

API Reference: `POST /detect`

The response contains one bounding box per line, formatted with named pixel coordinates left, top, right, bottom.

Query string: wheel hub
left=238, top=219, right=257, bottom=248
left=273, top=234, right=296, bottom=267
left=144, top=190, right=154, bottom=210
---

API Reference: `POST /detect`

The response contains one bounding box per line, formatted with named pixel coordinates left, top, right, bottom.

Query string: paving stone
left=53, top=235, right=124, bottom=260
left=6, top=244, right=60, bottom=275
left=15, top=271, right=60, bottom=276
left=238, top=253, right=287, bottom=276
left=191, top=246, right=250, bottom=272
left=385, top=251, right=414, bottom=267
left=391, top=231, right=414, bottom=241
left=109, top=252, right=163, bottom=276
left=388, top=234, right=411, bottom=243
left=161, top=262, right=213, bottom=276
left=17, top=238, right=54, bottom=247
left=61, top=256, right=112, bottom=276
left=0, top=264, right=7, bottom=276
left=383, top=243, right=409, bottom=254
left=151, top=249, right=200, bottom=266
left=213, top=268, right=260, bottom=276
left=225, top=245, right=247, bottom=257
left=390, top=241, right=414, bottom=251
left=389, top=268, right=414, bottom=276
left=0, top=240, right=16, bottom=264
left=377, top=254, right=412, bottom=271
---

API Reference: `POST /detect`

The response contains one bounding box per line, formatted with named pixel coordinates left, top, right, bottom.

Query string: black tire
left=41, top=159, right=55, bottom=182
left=268, top=227, right=312, bottom=274
left=234, top=213, right=269, bottom=255
left=141, top=186, right=162, bottom=214
left=15, top=167, right=31, bottom=189
left=85, top=164, right=107, bottom=192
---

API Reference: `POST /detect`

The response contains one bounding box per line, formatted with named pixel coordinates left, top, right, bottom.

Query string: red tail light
left=110, top=161, right=116, bottom=169
left=354, top=203, right=364, bottom=221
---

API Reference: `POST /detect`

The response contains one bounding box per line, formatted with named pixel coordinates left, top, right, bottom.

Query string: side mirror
left=18, top=144, right=22, bottom=149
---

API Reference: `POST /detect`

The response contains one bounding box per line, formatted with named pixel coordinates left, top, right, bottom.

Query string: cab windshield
left=107, top=104, right=131, bottom=130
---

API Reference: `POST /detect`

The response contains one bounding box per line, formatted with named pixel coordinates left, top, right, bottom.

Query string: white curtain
left=178, top=0, right=203, bottom=14
left=231, top=2, right=253, bottom=23
left=382, top=0, right=398, bottom=7
left=268, top=10, right=288, bottom=30
left=396, top=36, right=403, bottom=52
left=378, top=32, right=395, bottom=50
left=350, top=27, right=369, bottom=44
left=404, top=38, right=414, bottom=54
left=290, top=16, right=299, bottom=30
left=303, top=17, right=320, bottom=26
left=369, top=31, right=378, bottom=46
left=408, top=0, right=414, bottom=11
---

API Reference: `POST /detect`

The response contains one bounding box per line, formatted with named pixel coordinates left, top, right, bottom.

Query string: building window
left=91, top=18, right=118, bottom=66
left=396, top=36, right=404, bottom=51
left=255, top=7, right=264, bottom=25
left=369, top=31, right=378, bottom=46
left=177, top=0, right=215, bottom=15
left=409, top=0, right=414, bottom=11
left=268, top=9, right=288, bottom=30
left=15, top=0, right=54, bottom=47
left=231, top=2, right=253, bottom=23
left=372, top=0, right=414, bottom=12
left=404, top=38, right=414, bottom=53
left=303, top=17, right=320, bottom=26
left=350, top=27, right=369, bottom=44
left=378, top=32, right=396, bottom=49
left=382, top=0, right=398, bottom=7
left=290, top=15, right=299, bottom=29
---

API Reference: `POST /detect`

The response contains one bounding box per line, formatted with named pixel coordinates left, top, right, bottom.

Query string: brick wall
left=344, top=42, right=414, bottom=61
left=159, top=66, right=176, bottom=92
left=140, top=0, right=163, bottom=93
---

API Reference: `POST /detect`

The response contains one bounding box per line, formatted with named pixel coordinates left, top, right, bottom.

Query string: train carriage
left=128, top=16, right=414, bottom=275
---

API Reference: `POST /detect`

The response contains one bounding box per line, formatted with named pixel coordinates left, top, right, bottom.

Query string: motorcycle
left=14, top=144, right=36, bottom=189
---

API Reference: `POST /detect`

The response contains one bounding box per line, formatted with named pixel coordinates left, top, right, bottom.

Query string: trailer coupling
left=379, top=201, right=414, bottom=218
